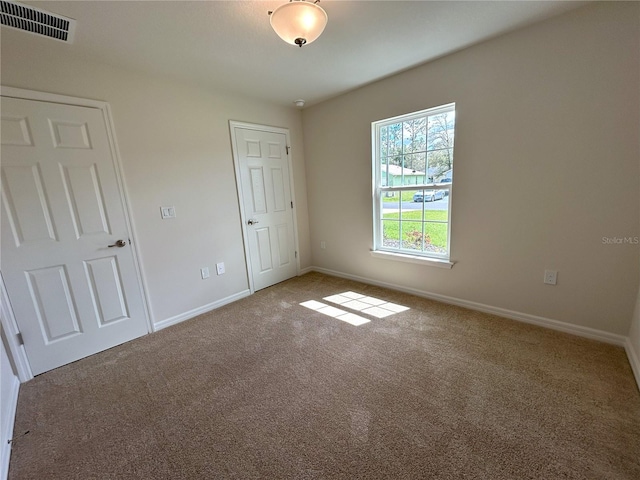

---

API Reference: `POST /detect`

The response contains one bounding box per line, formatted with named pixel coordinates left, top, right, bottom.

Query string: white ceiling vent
left=0, top=1, right=75, bottom=43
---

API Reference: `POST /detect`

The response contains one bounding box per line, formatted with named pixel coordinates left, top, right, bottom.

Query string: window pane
left=424, top=191, right=448, bottom=253
left=381, top=156, right=389, bottom=186
left=417, top=117, right=428, bottom=152
left=403, top=120, right=414, bottom=153
left=403, top=118, right=426, bottom=154
left=411, top=188, right=448, bottom=205
left=401, top=191, right=421, bottom=219
left=427, top=112, right=455, bottom=152
left=379, top=125, right=388, bottom=158
left=381, top=189, right=417, bottom=212
left=439, top=172, right=453, bottom=184
left=388, top=123, right=403, bottom=158
left=382, top=219, right=400, bottom=249
left=381, top=190, right=401, bottom=213
left=425, top=222, right=448, bottom=255
left=401, top=153, right=426, bottom=185
left=402, top=222, right=423, bottom=251
left=427, top=149, right=453, bottom=181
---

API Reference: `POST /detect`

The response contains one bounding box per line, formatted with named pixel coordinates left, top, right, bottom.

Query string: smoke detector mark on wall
left=0, top=1, right=76, bottom=43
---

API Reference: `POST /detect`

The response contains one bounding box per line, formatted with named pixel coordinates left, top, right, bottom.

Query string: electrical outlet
left=320, top=241, right=326, bottom=249
left=216, top=262, right=225, bottom=275
left=544, top=270, right=558, bottom=285
left=201, top=267, right=210, bottom=279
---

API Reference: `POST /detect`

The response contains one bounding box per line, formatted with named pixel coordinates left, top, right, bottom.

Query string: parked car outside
left=413, top=190, right=445, bottom=202
left=439, top=177, right=452, bottom=196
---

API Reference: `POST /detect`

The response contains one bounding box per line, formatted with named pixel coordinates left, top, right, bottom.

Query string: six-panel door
left=234, top=127, right=297, bottom=291
left=1, top=96, right=148, bottom=375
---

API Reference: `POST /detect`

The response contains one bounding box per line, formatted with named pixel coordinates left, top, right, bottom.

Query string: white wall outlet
left=216, top=262, right=225, bottom=275
left=201, top=267, right=210, bottom=279
left=320, top=241, right=326, bottom=249
left=544, top=270, right=558, bottom=285
left=160, top=206, right=176, bottom=219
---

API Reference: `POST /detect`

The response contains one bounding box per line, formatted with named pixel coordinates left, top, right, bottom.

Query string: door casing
left=0, top=86, right=153, bottom=382
left=229, top=121, right=301, bottom=294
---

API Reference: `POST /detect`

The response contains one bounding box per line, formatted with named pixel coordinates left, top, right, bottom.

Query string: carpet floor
left=8, top=272, right=640, bottom=479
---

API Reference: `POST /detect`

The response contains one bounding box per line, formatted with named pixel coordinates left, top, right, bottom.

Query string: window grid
left=373, top=103, right=455, bottom=260
left=379, top=187, right=451, bottom=257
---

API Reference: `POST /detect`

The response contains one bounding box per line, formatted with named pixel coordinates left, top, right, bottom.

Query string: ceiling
left=12, top=1, right=586, bottom=107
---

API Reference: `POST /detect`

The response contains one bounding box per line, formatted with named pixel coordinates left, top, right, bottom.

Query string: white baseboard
left=310, top=266, right=627, bottom=347
left=299, top=266, right=314, bottom=276
left=625, top=337, right=640, bottom=392
left=154, top=290, right=251, bottom=331
left=1, top=374, right=20, bottom=480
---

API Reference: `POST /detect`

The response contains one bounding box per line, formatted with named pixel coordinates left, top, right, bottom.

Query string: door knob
left=247, top=219, right=259, bottom=226
left=108, top=239, right=127, bottom=248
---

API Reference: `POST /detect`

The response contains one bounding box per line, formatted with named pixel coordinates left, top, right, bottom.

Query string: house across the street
left=382, top=164, right=426, bottom=186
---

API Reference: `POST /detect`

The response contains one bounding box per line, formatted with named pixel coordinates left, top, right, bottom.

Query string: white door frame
left=0, top=86, right=153, bottom=382
left=229, top=121, right=301, bottom=294
left=1, top=273, right=32, bottom=382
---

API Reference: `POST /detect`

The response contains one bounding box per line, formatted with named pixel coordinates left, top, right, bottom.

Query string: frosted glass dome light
left=269, top=1, right=328, bottom=48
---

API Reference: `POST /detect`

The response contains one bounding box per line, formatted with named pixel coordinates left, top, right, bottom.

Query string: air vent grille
left=0, top=1, right=75, bottom=43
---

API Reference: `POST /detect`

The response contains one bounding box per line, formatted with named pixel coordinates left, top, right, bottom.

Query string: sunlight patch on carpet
left=300, top=292, right=408, bottom=325
left=299, top=300, right=370, bottom=326
left=323, top=292, right=409, bottom=318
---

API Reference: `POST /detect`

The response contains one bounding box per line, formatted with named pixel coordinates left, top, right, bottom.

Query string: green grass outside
left=382, top=210, right=448, bottom=248
left=382, top=191, right=416, bottom=202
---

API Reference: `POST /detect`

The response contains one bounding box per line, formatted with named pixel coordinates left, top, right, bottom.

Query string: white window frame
left=371, top=103, right=455, bottom=267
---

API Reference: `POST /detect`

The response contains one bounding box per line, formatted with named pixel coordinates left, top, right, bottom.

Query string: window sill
left=370, top=250, right=455, bottom=269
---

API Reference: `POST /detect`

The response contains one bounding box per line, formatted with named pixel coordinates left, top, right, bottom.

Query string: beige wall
left=1, top=2, right=638, bottom=337
left=630, top=284, right=640, bottom=358
left=303, top=2, right=640, bottom=335
left=630, top=34, right=640, bottom=369
left=1, top=30, right=311, bottom=325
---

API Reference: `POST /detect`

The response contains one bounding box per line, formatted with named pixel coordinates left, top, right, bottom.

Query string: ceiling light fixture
left=268, top=0, right=328, bottom=48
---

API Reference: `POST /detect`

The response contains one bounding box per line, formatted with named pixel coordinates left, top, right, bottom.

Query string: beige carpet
left=8, top=272, right=640, bottom=479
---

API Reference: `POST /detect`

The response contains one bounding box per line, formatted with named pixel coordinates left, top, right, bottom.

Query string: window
left=372, top=103, right=455, bottom=264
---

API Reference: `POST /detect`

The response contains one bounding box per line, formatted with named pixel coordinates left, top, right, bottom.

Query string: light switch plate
left=216, top=262, right=225, bottom=275
left=201, top=267, right=210, bottom=279
left=160, top=206, right=176, bottom=219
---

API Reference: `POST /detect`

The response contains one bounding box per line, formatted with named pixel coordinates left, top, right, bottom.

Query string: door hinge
left=291, top=201, right=293, bottom=208
left=16, top=332, right=24, bottom=345
left=295, top=251, right=298, bottom=258
left=286, top=146, right=290, bottom=155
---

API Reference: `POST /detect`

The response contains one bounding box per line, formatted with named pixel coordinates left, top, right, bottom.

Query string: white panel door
left=1, top=96, right=148, bottom=375
left=234, top=127, right=297, bottom=291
